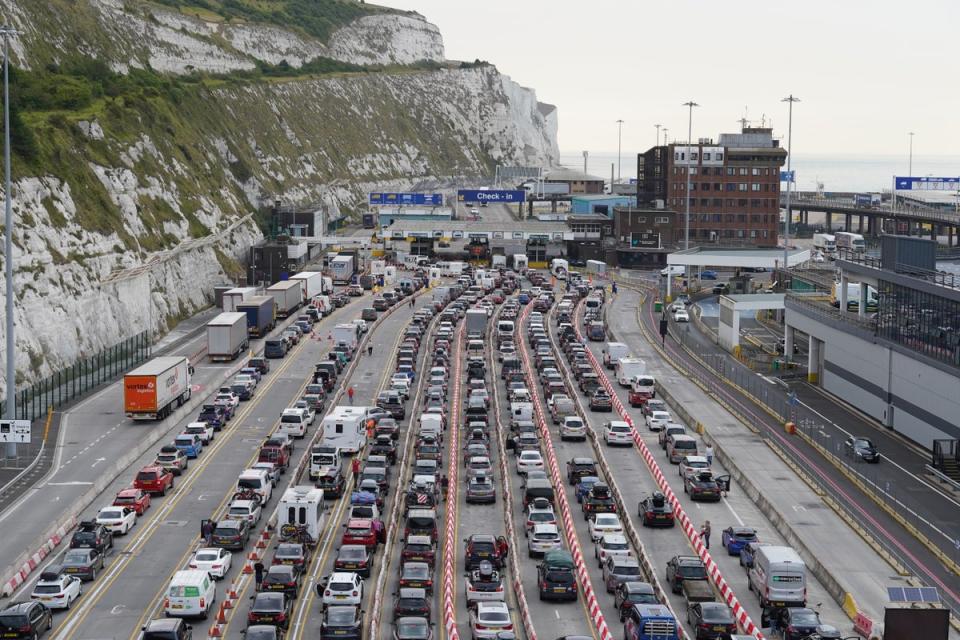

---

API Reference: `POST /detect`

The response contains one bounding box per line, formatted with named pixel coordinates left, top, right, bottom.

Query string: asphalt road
left=632, top=284, right=960, bottom=621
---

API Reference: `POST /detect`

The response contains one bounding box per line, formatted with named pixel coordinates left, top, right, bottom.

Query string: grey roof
left=545, top=166, right=606, bottom=182
left=386, top=220, right=570, bottom=234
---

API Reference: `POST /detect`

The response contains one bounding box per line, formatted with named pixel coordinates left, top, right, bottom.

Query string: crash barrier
left=518, top=305, right=615, bottom=640
left=548, top=306, right=689, bottom=640
left=441, top=325, right=465, bottom=640
left=489, top=310, right=538, bottom=640
left=1, top=516, right=77, bottom=596
left=575, top=301, right=766, bottom=639
left=369, top=306, right=444, bottom=640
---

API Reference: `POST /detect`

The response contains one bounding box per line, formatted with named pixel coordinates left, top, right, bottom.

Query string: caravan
left=319, top=406, right=370, bottom=454
left=278, top=486, right=325, bottom=542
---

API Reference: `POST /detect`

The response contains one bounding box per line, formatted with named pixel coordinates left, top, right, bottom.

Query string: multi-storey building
left=637, top=127, right=787, bottom=246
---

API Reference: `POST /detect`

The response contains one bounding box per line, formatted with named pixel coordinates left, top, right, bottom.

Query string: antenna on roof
left=739, top=106, right=749, bottom=131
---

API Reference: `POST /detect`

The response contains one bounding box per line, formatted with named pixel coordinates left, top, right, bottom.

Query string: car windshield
left=275, top=545, right=302, bottom=558
left=680, top=565, right=706, bottom=578
left=789, top=609, right=819, bottom=625
left=228, top=506, right=250, bottom=516
left=616, top=565, right=641, bottom=576
left=396, top=620, right=428, bottom=637
left=136, top=471, right=157, bottom=481
left=339, top=547, right=365, bottom=560
left=326, top=608, right=356, bottom=626
left=114, top=496, right=135, bottom=504
left=403, top=564, right=429, bottom=578
left=329, top=581, right=353, bottom=592
left=855, top=438, right=873, bottom=448
left=604, top=540, right=629, bottom=550
left=214, top=525, right=239, bottom=536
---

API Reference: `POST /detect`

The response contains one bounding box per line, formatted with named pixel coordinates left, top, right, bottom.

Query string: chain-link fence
left=0, top=331, right=151, bottom=424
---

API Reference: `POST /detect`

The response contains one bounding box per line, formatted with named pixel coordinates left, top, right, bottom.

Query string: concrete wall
left=786, top=308, right=960, bottom=448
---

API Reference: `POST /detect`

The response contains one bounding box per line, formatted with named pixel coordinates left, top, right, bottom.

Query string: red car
left=401, top=535, right=436, bottom=566
left=113, top=487, right=151, bottom=515
left=133, top=465, right=175, bottom=496
left=341, top=518, right=378, bottom=550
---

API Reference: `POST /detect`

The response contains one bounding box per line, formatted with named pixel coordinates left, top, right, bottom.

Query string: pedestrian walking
left=347, top=386, right=355, bottom=405
left=201, top=519, right=214, bottom=544
left=367, top=343, right=373, bottom=356
left=410, top=298, right=415, bottom=309
left=700, top=520, right=712, bottom=549
left=351, top=456, right=361, bottom=478
left=440, top=474, right=448, bottom=498
left=496, top=536, right=509, bottom=566
left=705, top=443, right=714, bottom=466
left=254, top=561, right=265, bottom=590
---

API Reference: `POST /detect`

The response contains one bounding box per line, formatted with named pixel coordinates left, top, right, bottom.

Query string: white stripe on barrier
left=440, top=325, right=465, bottom=640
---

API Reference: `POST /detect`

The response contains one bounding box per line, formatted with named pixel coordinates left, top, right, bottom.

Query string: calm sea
left=559, top=151, right=960, bottom=194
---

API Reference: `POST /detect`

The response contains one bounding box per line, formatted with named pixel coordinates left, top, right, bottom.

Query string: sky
left=386, top=0, right=959, bottom=158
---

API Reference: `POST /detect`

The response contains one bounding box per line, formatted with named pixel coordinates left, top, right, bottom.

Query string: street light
left=1, top=25, right=18, bottom=459
left=616, top=119, right=625, bottom=183
left=782, top=94, right=800, bottom=273
left=908, top=131, right=915, bottom=176
left=654, top=123, right=662, bottom=147
left=682, top=101, right=699, bottom=251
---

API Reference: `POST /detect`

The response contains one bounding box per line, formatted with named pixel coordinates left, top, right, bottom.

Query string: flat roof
left=668, top=246, right=810, bottom=268
left=571, top=194, right=633, bottom=201
left=383, top=220, right=574, bottom=241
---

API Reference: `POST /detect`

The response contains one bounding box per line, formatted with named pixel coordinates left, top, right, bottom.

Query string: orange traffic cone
left=228, top=583, right=239, bottom=599
left=216, top=605, right=227, bottom=624
left=256, top=537, right=267, bottom=549
left=208, top=625, right=222, bottom=637
left=242, top=563, right=253, bottom=574
left=222, top=598, right=233, bottom=610
left=248, top=551, right=260, bottom=561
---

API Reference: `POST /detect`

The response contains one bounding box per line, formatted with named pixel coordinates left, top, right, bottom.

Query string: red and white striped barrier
left=2, top=516, right=77, bottom=597
left=575, top=302, right=766, bottom=640
left=518, top=305, right=615, bottom=640
left=441, top=325, right=465, bottom=640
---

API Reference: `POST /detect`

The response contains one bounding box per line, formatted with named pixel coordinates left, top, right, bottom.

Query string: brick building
left=636, top=127, right=787, bottom=246
left=611, top=206, right=676, bottom=268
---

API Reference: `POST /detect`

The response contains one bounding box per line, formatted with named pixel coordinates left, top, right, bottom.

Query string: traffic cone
left=222, top=598, right=233, bottom=610
left=256, top=537, right=267, bottom=549
left=242, top=563, right=253, bottom=574
left=217, top=605, right=227, bottom=624
left=208, top=625, right=222, bottom=637
left=248, top=551, right=260, bottom=561
left=228, top=583, right=239, bottom=600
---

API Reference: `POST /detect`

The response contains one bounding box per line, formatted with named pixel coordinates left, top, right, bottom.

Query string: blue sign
left=780, top=170, right=795, bottom=183
left=894, top=176, right=960, bottom=191
left=368, top=192, right=443, bottom=206
left=457, top=189, right=527, bottom=204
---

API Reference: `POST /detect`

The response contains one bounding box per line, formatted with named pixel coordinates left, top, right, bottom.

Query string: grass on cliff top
left=151, top=0, right=400, bottom=43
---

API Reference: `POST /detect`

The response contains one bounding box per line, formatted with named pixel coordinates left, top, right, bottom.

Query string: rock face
left=0, top=2, right=560, bottom=394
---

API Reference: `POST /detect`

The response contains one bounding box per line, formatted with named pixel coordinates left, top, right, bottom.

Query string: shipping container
left=206, top=312, right=249, bottom=362
left=222, top=286, right=259, bottom=312
left=237, top=296, right=276, bottom=337
left=124, top=357, right=192, bottom=421
left=266, top=280, right=302, bottom=318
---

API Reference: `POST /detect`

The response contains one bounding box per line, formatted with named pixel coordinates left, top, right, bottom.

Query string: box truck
left=267, top=281, right=302, bottom=318
left=466, top=309, right=488, bottom=339
left=812, top=233, right=836, bottom=256
left=550, top=258, right=569, bottom=280
left=491, top=254, right=507, bottom=268
left=289, top=272, right=325, bottom=300
left=835, top=231, right=865, bottom=253
left=332, top=324, right=359, bottom=353
left=615, top=357, right=647, bottom=387
left=237, top=296, right=276, bottom=337
left=586, top=259, right=606, bottom=275
left=124, top=356, right=192, bottom=420
left=603, top=342, right=630, bottom=369
left=512, top=255, right=528, bottom=273
left=206, top=312, right=249, bottom=362
left=331, top=255, right=355, bottom=283
left=222, top=286, right=258, bottom=312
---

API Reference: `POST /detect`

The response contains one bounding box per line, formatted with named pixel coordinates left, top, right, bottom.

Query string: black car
left=316, top=468, right=346, bottom=498
left=70, top=520, right=113, bottom=555
left=272, top=543, right=310, bottom=570
left=61, top=547, right=104, bottom=581
left=0, top=601, right=53, bottom=640
left=392, top=588, right=431, bottom=622
left=211, top=519, right=250, bottom=550
left=638, top=492, right=675, bottom=528
left=370, top=436, right=398, bottom=464
left=243, top=625, right=283, bottom=640
left=334, top=545, right=373, bottom=578
left=260, top=565, right=302, bottom=598
left=582, top=483, right=616, bottom=519
left=247, top=592, right=292, bottom=629
left=248, top=357, right=270, bottom=375
left=843, top=437, right=880, bottom=463
left=320, top=606, right=362, bottom=640
left=778, top=607, right=822, bottom=640
left=197, top=404, right=227, bottom=431
left=377, top=392, right=406, bottom=420
left=566, top=458, right=597, bottom=485
left=537, top=560, right=577, bottom=601
left=687, top=602, right=736, bottom=639
left=613, top=581, right=658, bottom=621
left=141, top=618, right=194, bottom=640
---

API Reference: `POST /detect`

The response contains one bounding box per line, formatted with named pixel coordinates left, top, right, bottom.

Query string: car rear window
left=545, top=569, right=575, bottom=583
left=137, top=471, right=158, bottom=481
left=33, top=585, right=61, bottom=594
left=0, top=615, right=30, bottom=628
left=679, top=565, right=706, bottom=578
left=170, top=585, right=200, bottom=597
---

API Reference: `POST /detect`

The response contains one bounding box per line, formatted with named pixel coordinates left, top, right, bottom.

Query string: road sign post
left=0, top=419, right=31, bottom=443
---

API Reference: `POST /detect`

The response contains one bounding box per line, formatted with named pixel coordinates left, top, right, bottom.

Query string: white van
left=419, top=414, right=443, bottom=441
left=164, top=570, right=216, bottom=618
left=237, top=468, right=273, bottom=503
left=467, top=340, right=485, bottom=356
left=749, top=546, right=807, bottom=608
left=278, top=408, right=308, bottom=439
left=497, top=320, right=515, bottom=341
left=510, top=402, right=533, bottom=426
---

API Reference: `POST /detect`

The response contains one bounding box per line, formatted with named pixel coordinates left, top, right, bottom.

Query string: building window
left=764, top=168, right=770, bottom=176
left=700, top=198, right=709, bottom=206
left=752, top=168, right=761, bottom=176
left=738, top=183, right=748, bottom=191
left=726, top=167, right=735, bottom=176
left=656, top=216, right=670, bottom=224
left=691, top=152, right=699, bottom=160
left=703, top=153, right=711, bottom=161
left=725, top=199, right=735, bottom=207
left=763, top=184, right=771, bottom=192
left=699, top=214, right=709, bottom=222
left=739, top=167, right=748, bottom=176
left=717, top=153, right=723, bottom=161
left=739, top=199, right=748, bottom=207
left=712, top=198, right=722, bottom=207
left=713, top=214, right=722, bottom=222
left=724, top=229, right=735, bottom=237
left=725, top=214, right=735, bottom=222
left=737, top=214, right=747, bottom=222
left=751, top=183, right=761, bottom=191
left=751, top=199, right=761, bottom=208
left=725, top=183, right=736, bottom=192
left=751, top=215, right=761, bottom=223
left=738, top=230, right=746, bottom=238
left=750, top=230, right=757, bottom=237
left=762, top=230, right=769, bottom=238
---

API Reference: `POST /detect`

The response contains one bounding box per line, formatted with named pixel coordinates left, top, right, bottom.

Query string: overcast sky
left=390, top=0, right=958, bottom=158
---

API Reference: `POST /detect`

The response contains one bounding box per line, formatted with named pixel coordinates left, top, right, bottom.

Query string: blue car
left=518, top=293, right=530, bottom=305
left=722, top=526, right=758, bottom=555
left=575, top=476, right=600, bottom=503
left=700, top=270, right=718, bottom=280
left=173, top=434, right=203, bottom=458
left=738, top=541, right=768, bottom=569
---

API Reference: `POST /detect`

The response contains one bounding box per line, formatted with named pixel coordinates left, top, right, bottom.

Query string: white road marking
left=91, top=457, right=106, bottom=468
left=46, top=481, right=94, bottom=486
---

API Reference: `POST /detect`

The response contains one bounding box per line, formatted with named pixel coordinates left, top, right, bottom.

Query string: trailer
left=237, top=295, right=276, bottom=337
left=835, top=231, right=865, bottom=253
left=466, top=309, right=487, bottom=339
left=550, top=258, right=569, bottom=280
left=278, top=486, right=325, bottom=545
left=586, top=259, right=606, bottom=275
left=206, top=312, right=249, bottom=362
left=289, top=272, right=325, bottom=300
left=222, top=286, right=259, bottom=312
left=331, top=255, right=356, bottom=284
left=491, top=254, right=507, bottom=268
left=266, top=280, right=302, bottom=318
left=124, top=356, right=192, bottom=421
left=813, top=233, right=836, bottom=256
left=320, top=406, right=371, bottom=454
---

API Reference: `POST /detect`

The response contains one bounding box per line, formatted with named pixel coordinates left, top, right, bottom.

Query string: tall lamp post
left=908, top=131, right=914, bottom=176
left=782, top=94, right=800, bottom=272
left=2, top=25, right=17, bottom=458
left=616, top=119, right=625, bottom=184
left=654, top=123, right=662, bottom=147
left=682, top=101, right=699, bottom=251
left=662, top=128, right=668, bottom=145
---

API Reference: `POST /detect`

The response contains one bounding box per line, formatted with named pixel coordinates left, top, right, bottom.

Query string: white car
left=524, top=499, right=557, bottom=534
left=30, top=570, right=82, bottom=609
left=646, top=410, right=672, bottom=432
left=352, top=319, right=368, bottom=334
left=588, top=513, right=623, bottom=543
left=469, top=601, right=514, bottom=639
left=96, top=506, right=137, bottom=535
left=527, top=524, right=562, bottom=557
left=603, top=421, right=633, bottom=446
left=184, top=421, right=215, bottom=444
left=293, top=400, right=316, bottom=425
left=594, top=533, right=632, bottom=567
left=319, top=572, right=364, bottom=608
left=673, top=309, right=690, bottom=322
left=464, top=564, right=506, bottom=603
left=226, top=499, right=262, bottom=524
left=559, top=416, right=587, bottom=441
left=189, top=547, right=233, bottom=579
left=215, top=391, right=240, bottom=411
left=516, top=450, right=544, bottom=476
left=679, top=455, right=711, bottom=479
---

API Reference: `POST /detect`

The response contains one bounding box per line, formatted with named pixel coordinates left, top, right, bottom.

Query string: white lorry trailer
left=222, top=287, right=258, bottom=312
left=206, top=312, right=249, bottom=362
left=290, top=272, right=326, bottom=300
left=332, top=323, right=360, bottom=353
left=466, top=309, right=488, bottom=339
left=330, top=255, right=355, bottom=284
left=266, top=281, right=302, bottom=318
left=812, top=233, right=837, bottom=256
left=603, top=342, right=630, bottom=369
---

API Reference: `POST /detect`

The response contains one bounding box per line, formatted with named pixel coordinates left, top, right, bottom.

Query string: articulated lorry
left=466, top=309, right=488, bottom=339
left=206, top=312, right=249, bottom=362
left=331, top=255, right=356, bottom=284
left=267, top=281, right=302, bottom=318
left=222, top=287, right=259, bottom=312
left=237, top=295, right=276, bottom=337
left=812, top=233, right=836, bottom=256
left=124, top=356, right=193, bottom=420
left=289, top=272, right=328, bottom=300
left=835, top=231, right=865, bottom=253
